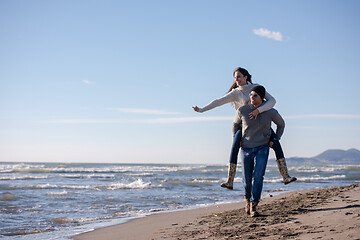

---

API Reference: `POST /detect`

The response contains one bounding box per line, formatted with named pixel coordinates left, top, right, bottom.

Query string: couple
left=193, top=67, right=296, bottom=217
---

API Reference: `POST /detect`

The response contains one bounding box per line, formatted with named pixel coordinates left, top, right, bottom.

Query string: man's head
left=250, top=85, right=265, bottom=107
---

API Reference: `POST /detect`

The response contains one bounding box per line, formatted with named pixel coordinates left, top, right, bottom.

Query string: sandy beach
left=73, top=184, right=360, bottom=240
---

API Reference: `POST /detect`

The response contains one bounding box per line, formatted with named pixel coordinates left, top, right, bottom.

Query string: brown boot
left=250, top=202, right=259, bottom=217
left=220, top=163, right=236, bottom=190
left=245, top=198, right=251, bottom=215
left=276, top=158, right=297, bottom=185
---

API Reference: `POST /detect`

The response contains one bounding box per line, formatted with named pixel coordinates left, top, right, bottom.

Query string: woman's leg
left=230, top=129, right=242, bottom=164
left=221, top=129, right=242, bottom=190
left=270, top=129, right=297, bottom=185
left=270, top=129, right=284, bottom=159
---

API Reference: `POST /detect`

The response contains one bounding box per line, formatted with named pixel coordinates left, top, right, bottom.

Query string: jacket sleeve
left=197, top=90, right=237, bottom=113
left=271, top=110, right=285, bottom=139
left=257, top=90, right=276, bottom=113
left=232, top=122, right=242, bottom=138
left=232, top=109, right=242, bottom=137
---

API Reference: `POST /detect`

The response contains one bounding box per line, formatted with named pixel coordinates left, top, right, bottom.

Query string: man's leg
left=241, top=147, right=255, bottom=200
left=251, top=144, right=269, bottom=203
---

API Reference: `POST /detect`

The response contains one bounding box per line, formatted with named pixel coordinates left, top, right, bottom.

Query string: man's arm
left=232, top=109, right=243, bottom=137
left=271, top=109, right=285, bottom=139
left=232, top=122, right=242, bottom=138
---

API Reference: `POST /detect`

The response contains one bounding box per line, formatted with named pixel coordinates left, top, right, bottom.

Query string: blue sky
left=1, top=0, right=360, bottom=164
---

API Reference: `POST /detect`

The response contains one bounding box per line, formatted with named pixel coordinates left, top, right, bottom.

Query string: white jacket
left=197, top=83, right=276, bottom=114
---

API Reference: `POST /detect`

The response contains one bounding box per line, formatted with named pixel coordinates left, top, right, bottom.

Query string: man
left=234, top=85, right=285, bottom=217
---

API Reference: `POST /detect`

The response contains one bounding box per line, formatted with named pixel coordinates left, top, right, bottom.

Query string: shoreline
left=72, top=197, right=248, bottom=240
left=72, top=184, right=360, bottom=240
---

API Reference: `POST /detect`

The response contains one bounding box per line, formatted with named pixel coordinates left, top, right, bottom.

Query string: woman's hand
left=269, top=141, right=274, bottom=148
left=249, top=109, right=260, bottom=119
left=193, top=106, right=200, bottom=112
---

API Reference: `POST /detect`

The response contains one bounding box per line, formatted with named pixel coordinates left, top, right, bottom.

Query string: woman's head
left=228, top=67, right=252, bottom=92
left=233, top=67, right=252, bottom=84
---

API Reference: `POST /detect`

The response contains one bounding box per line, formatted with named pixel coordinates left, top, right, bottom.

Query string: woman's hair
left=228, top=67, right=253, bottom=93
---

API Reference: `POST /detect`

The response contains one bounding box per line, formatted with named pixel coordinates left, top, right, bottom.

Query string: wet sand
left=73, top=184, right=360, bottom=240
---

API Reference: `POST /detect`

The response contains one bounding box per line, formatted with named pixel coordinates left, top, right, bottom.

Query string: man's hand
left=269, top=141, right=274, bottom=148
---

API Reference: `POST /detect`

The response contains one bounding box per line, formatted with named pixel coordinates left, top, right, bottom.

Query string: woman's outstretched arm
left=193, top=90, right=237, bottom=113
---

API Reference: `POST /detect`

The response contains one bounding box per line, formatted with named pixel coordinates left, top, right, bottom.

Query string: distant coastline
left=284, top=148, right=360, bottom=164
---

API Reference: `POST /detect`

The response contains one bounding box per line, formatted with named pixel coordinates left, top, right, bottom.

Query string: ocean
left=0, top=161, right=359, bottom=239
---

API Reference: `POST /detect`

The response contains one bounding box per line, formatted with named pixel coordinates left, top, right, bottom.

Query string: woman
left=193, top=67, right=296, bottom=189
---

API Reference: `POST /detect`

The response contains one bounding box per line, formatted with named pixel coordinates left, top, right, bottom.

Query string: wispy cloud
left=44, top=119, right=123, bottom=124
left=253, top=28, right=283, bottom=41
left=82, top=80, right=91, bottom=84
left=284, top=114, right=360, bottom=120
left=44, top=116, right=233, bottom=124
left=44, top=114, right=359, bottom=125
left=107, top=108, right=181, bottom=115
left=140, top=116, right=233, bottom=123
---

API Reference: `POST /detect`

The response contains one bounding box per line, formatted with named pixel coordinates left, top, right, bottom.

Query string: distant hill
left=286, top=148, right=360, bottom=164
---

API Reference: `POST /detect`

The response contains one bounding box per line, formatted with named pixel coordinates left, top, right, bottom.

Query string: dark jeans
left=229, top=128, right=284, bottom=164
left=240, top=144, right=269, bottom=202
